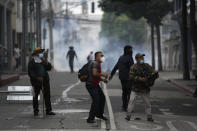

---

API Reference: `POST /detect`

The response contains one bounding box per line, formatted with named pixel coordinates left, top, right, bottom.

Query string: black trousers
left=86, top=84, right=105, bottom=120
left=194, top=88, right=197, bottom=95
left=15, top=58, right=20, bottom=69
left=32, top=80, right=52, bottom=113
left=120, top=79, right=132, bottom=109
left=69, top=59, right=74, bottom=73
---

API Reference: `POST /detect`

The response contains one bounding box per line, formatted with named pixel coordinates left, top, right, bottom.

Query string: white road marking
left=101, top=120, right=106, bottom=129
left=182, top=104, right=192, bottom=107
left=184, top=121, right=197, bottom=130
left=62, top=81, right=81, bottom=99
left=54, top=109, right=89, bottom=114
left=159, top=108, right=170, bottom=112
left=129, top=120, right=163, bottom=130
left=130, top=124, right=163, bottom=130
left=162, top=112, right=174, bottom=115
left=166, top=121, right=178, bottom=131
left=100, top=82, right=117, bottom=130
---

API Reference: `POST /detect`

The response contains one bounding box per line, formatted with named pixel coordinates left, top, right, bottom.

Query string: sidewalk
left=160, top=71, right=197, bottom=95
left=0, top=74, right=20, bottom=87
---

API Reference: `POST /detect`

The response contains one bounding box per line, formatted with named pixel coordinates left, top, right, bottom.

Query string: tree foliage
left=99, top=0, right=173, bottom=25
left=100, top=13, right=147, bottom=45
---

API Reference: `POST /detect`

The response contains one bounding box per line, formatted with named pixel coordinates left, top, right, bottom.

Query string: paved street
left=0, top=72, right=197, bottom=131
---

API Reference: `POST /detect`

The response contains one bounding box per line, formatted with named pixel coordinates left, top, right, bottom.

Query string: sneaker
left=96, top=116, right=108, bottom=121
left=125, top=115, right=131, bottom=121
left=46, top=111, right=56, bottom=115
left=134, top=117, right=141, bottom=120
left=147, top=117, right=154, bottom=122
left=87, top=119, right=96, bottom=123
left=193, top=94, right=197, bottom=97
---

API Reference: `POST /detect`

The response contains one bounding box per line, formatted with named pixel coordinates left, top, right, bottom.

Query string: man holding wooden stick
left=28, top=47, right=55, bottom=116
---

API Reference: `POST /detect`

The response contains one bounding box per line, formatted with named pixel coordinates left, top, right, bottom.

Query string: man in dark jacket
left=66, top=46, right=78, bottom=73
left=109, top=45, right=134, bottom=111
left=28, top=47, right=55, bottom=116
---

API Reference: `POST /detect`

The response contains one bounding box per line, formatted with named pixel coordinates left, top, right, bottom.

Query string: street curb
left=168, top=79, right=195, bottom=95
left=0, top=74, right=19, bottom=87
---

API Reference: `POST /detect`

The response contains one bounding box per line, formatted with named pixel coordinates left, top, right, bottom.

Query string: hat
left=69, top=46, right=74, bottom=49
left=135, top=53, right=145, bottom=58
left=32, top=47, right=45, bottom=56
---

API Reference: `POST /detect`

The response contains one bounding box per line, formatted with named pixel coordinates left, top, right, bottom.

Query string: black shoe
left=147, top=118, right=154, bottom=122
left=46, top=111, right=56, bottom=115
left=125, top=116, right=131, bottom=121
left=97, top=116, right=108, bottom=121
left=34, top=112, right=39, bottom=116
left=122, top=107, right=127, bottom=112
left=87, top=119, right=96, bottom=123
left=193, top=94, right=197, bottom=97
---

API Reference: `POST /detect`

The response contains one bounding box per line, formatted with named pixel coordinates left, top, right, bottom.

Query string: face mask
left=100, top=57, right=105, bottom=63
left=39, top=53, right=44, bottom=59
left=140, top=60, right=144, bottom=64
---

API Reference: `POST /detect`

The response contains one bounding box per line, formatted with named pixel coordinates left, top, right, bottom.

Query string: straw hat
left=32, top=47, right=45, bottom=56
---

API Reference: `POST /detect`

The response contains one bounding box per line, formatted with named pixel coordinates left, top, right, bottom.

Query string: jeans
left=86, top=84, right=105, bottom=120
left=127, top=91, right=152, bottom=118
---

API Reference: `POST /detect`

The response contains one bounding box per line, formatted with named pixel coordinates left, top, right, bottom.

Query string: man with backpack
left=81, top=51, right=108, bottom=123
left=109, top=45, right=134, bottom=111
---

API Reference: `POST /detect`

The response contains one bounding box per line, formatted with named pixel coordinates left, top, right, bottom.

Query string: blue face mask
left=39, top=53, right=44, bottom=59
left=140, top=60, right=144, bottom=64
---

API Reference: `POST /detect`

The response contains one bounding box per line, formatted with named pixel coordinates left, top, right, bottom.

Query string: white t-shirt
left=14, top=48, right=20, bottom=59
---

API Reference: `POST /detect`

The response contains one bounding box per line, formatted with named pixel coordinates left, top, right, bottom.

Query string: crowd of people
left=27, top=45, right=160, bottom=124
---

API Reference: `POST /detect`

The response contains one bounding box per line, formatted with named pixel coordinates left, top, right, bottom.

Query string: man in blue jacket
left=109, top=45, right=134, bottom=111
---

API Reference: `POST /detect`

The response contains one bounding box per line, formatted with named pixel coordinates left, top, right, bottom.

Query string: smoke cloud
left=42, top=18, right=152, bottom=72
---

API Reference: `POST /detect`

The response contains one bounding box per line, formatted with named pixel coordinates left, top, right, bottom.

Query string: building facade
left=0, top=0, right=15, bottom=72
left=163, top=0, right=197, bottom=78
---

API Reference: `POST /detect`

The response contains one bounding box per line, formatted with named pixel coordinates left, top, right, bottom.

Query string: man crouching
left=125, top=53, right=159, bottom=122
left=28, top=47, right=55, bottom=116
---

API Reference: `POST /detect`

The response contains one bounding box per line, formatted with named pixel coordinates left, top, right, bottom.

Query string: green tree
left=100, top=13, right=147, bottom=46
left=99, top=0, right=172, bottom=70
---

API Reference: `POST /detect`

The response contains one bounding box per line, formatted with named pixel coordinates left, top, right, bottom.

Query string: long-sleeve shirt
left=111, top=55, right=134, bottom=80
left=129, top=63, right=156, bottom=93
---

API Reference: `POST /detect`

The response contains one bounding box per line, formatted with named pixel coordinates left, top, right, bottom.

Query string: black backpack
left=78, top=62, right=91, bottom=82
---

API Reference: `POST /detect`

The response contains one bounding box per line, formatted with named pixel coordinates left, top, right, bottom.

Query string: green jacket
left=129, top=63, right=157, bottom=93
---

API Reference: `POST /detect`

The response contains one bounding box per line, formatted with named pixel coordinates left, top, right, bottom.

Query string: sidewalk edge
left=168, top=79, right=194, bottom=95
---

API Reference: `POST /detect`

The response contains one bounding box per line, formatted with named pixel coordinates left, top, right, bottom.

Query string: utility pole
left=182, top=0, right=190, bottom=80
left=151, top=24, right=155, bottom=69
left=29, top=1, right=34, bottom=50
left=36, top=0, right=42, bottom=47
left=22, top=0, right=28, bottom=72
left=48, top=0, right=54, bottom=64
left=156, top=24, right=163, bottom=71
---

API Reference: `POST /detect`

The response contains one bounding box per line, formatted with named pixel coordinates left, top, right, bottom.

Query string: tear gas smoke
left=42, top=18, right=152, bottom=72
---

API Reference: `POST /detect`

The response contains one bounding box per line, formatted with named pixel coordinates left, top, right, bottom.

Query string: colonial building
left=163, top=0, right=197, bottom=78
left=0, top=0, right=15, bottom=72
